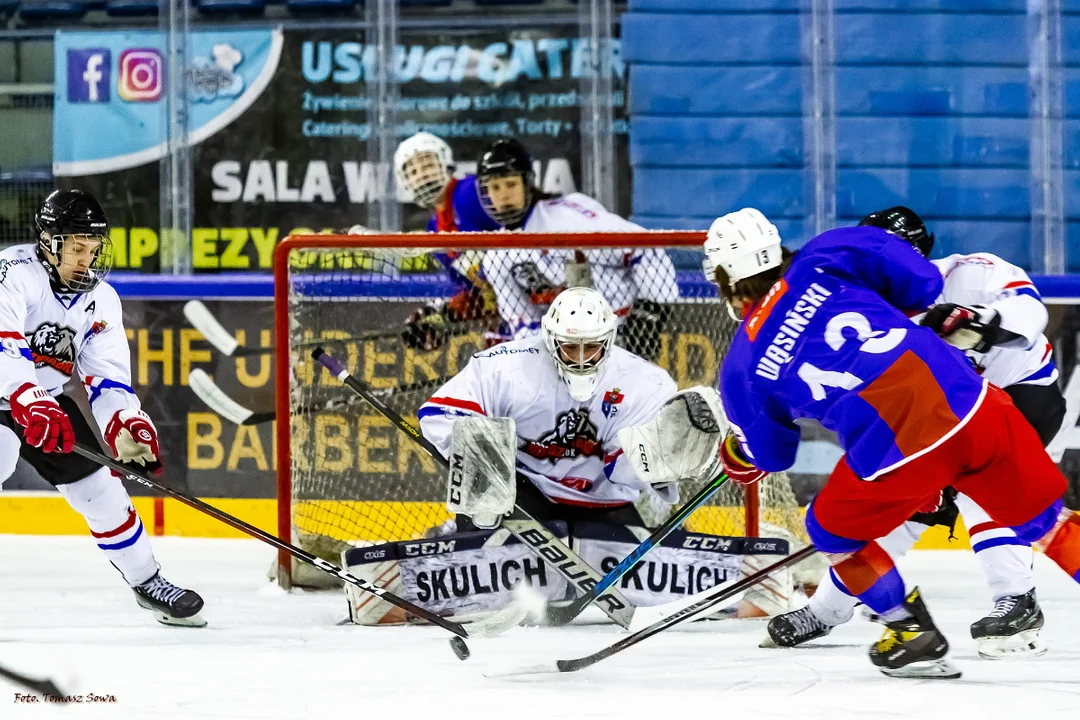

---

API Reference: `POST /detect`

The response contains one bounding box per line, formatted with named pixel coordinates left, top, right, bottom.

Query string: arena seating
left=624, top=0, right=1080, bottom=269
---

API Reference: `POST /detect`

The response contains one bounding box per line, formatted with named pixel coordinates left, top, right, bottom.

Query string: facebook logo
left=67, top=49, right=111, bottom=103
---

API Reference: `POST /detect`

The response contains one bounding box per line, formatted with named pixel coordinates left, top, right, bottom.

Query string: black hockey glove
left=621, top=299, right=671, bottom=362
left=921, top=303, right=1026, bottom=354
left=402, top=302, right=450, bottom=351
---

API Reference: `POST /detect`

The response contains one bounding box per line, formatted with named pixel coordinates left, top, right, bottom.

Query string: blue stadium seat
left=837, top=117, right=1029, bottom=167
left=633, top=168, right=806, bottom=218
left=630, top=66, right=801, bottom=115
left=195, top=0, right=265, bottom=13
left=631, top=117, right=802, bottom=167
left=624, top=14, right=801, bottom=64
left=838, top=67, right=1027, bottom=117
left=104, top=0, right=158, bottom=14
left=285, top=0, right=354, bottom=11
left=18, top=0, right=89, bottom=18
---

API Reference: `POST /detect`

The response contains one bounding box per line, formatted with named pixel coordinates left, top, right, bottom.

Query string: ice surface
left=2, top=535, right=1078, bottom=719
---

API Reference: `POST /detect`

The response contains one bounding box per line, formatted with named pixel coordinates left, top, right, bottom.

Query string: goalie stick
left=183, top=300, right=400, bottom=358
left=0, top=662, right=63, bottom=696
left=544, top=472, right=729, bottom=626
left=188, top=369, right=442, bottom=426
left=552, top=545, right=819, bottom=673
left=69, top=444, right=523, bottom=643
left=312, top=347, right=638, bottom=631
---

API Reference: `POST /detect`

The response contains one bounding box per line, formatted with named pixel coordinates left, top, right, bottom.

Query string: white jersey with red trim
left=0, top=244, right=140, bottom=429
left=418, top=335, right=678, bottom=506
left=932, top=252, right=1056, bottom=388
left=481, top=193, right=679, bottom=339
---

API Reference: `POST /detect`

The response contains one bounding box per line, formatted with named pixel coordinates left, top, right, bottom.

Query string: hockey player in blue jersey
left=640, top=208, right=1080, bottom=678
left=391, top=132, right=502, bottom=352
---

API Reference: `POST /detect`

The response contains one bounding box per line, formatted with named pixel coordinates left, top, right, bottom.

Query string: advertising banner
left=53, top=25, right=629, bottom=273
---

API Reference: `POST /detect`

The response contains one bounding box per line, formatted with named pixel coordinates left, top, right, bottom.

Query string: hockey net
left=274, top=232, right=807, bottom=587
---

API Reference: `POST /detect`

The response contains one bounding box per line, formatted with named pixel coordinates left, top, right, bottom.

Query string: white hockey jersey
left=481, top=193, right=679, bottom=338
left=418, top=335, right=678, bottom=506
left=931, top=252, right=1055, bottom=388
left=0, top=244, right=140, bottom=429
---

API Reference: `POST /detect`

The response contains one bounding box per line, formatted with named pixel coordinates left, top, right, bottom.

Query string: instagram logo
left=118, top=49, right=163, bottom=102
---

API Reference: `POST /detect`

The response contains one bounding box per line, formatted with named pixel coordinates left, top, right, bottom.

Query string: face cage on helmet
left=550, top=332, right=615, bottom=377
left=45, top=233, right=113, bottom=293
left=478, top=173, right=532, bottom=227
left=402, top=153, right=452, bottom=209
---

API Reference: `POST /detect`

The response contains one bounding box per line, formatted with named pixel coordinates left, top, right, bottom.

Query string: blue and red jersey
left=719, top=226, right=988, bottom=480
left=425, top=175, right=500, bottom=234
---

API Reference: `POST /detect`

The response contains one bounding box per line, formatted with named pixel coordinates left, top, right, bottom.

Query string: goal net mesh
left=276, top=233, right=807, bottom=582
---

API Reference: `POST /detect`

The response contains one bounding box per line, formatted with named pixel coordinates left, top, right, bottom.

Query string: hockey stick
left=313, top=347, right=637, bottom=631
left=0, top=663, right=63, bottom=696
left=183, top=300, right=400, bottom=358
left=188, top=369, right=443, bottom=426
left=68, top=444, right=519, bottom=645
left=544, top=472, right=729, bottom=626
left=551, top=545, right=819, bottom=673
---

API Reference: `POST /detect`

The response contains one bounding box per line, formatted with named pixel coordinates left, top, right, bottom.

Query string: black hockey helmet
left=476, top=138, right=535, bottom=228
left=34, top=189, right=113, bottom=293
left=858, top=206, right=935, bottom=257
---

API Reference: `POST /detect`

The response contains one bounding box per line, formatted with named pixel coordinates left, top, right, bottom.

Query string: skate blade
left=879, top=658, right=961, bottom=680
left=152, top=611, right=207, bottom=628
left=976, top=630, right=1047, bottom=660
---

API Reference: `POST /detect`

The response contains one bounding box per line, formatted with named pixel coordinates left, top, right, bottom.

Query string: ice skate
left=133, top=572, right=206, bottom=627
left=970, top=588, right=1047, bottom=659
left=869, top=588, right=960, bottom=679
left=761, top=605, right=833, bottom=648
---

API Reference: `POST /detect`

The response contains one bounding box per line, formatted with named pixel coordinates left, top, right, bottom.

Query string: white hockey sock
left=808, top=521, right=922, bottom=626
left=57, top=468, right=158, bottom=587
left=955, top=492, right=1034, bottom=600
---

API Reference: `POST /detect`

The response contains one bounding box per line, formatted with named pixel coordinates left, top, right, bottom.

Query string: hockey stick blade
left=184, top=301, right=240, bottom=356
left=312, top=347, right=637, bottom=631
left=70, top=444, right=471, bottom=641
left=554, top=545, right=819, bottom=673
left=189, top=369, right=258, bottom=425
left=0, top=663, right=64, bottom=696
left=544, top=473, right=729, bottom=627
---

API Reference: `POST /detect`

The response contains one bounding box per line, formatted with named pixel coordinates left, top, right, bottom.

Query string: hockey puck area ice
left=450, top=637, right=471, bottom=661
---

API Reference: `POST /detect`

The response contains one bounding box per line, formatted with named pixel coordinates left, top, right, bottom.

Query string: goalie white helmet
left=541, top=287, right=618, bottom=402
left=702, top=208, right=783, bottom=290
left=394, top=132, right=453, bottom=209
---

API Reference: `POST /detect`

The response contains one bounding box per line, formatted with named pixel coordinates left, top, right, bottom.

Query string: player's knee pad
left=0, top=425, right=20, bottom=485
left=56, top=467, right=136, bottom=529
left=1011, top=498, right=1064, bottom=544
left=805, top=501, right=865, bottom=556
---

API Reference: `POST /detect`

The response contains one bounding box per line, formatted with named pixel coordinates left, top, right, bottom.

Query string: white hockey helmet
left=394, top=132, right=453, bottom=209
left=702, top=208, right=783, bottom=289
left=541, top=287, right=619, bottom=402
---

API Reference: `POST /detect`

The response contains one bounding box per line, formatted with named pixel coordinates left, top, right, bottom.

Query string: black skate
left=970, top=589, right=1046, bottom=659
left=761, top=605, right=833, bottom=648
left=869, top=587, right=960, bottom=679
left=133, top=572, right=207, bottom=627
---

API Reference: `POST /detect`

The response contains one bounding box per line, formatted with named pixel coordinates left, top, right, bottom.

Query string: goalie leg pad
left=617, top=386, right=729, bottom=487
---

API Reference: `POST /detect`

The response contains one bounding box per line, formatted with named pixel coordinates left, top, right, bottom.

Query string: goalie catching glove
left=447, top=416, right=517, bottom=529
left=105, top=409, right=162, bottom=475
left=617, top=386, right=729, bottom=486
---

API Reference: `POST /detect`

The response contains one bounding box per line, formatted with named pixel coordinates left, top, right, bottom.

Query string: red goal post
left=272, top=231, right=801, bottom=587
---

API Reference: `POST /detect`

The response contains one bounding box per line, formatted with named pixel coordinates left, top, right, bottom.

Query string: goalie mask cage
left=274, top=232, right=806, bottom=588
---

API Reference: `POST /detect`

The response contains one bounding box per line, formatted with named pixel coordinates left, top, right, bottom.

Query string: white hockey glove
left=617, top=386, right=729, bottom=486
left=105, top=409, right=162, bottom=475
left=447, top=417, right=518, bottom=529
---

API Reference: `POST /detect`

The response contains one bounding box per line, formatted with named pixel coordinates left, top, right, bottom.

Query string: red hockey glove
left=8, top=383, right=74, bottom=454
left=105, top=409, right=162, bottom=475
left=719, top=434, right=767, bottom=486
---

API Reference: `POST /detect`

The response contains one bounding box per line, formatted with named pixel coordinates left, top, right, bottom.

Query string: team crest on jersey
left=85, top=319, right=107, bottom=339
left=602, top=388, right=624, bottom=419
left=29, top=322, right=77, bottom=375
left=521, top=409, right=604, bottom=462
